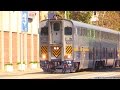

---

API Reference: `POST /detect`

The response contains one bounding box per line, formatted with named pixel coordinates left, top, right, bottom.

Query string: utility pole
left=65, top=11, right=67, bottom=19
left=65, top=11, right=70, bottom=19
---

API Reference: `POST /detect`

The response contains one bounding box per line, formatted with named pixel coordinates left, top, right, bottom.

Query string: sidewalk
left=0, top=68, right=43, bottom=77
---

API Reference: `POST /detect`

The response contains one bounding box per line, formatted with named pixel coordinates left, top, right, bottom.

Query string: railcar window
left=81, top=27, right=87, bottom=36
left=80, top=28, right=83, bottom=36
left=41, top=27, right=48, bottom=35
left=93, top=30, right=96, bottom=38
left=53, top=22, right=60, bottom=31
left=89, top=49, right=93, bottom=60
left=103, top=32, right=106, bottom=39
left=65, top=27, right=72, bottom=35
left=87, top=29, right=91, bottom=37
left=101, top=31, right=104, bottom=39
left=109, top=52, right=113, bottom=59
left=96, top=48, right=98, bottom=59
left=105, top=32, right=108, bottom=40
left=96, top=31, right=100, bottom=39
left=91, top=29, right=94, bottom=38
left=89, top=29, right=91, bottom=37
left=108, top=33, right=110, bottom=40
left=108, top=48, right=114, bottom=59
left=103, top=48, right=105, bottom=58
left=93, top=48, right=95, bottom=60
left=77, top=27, right=81, bottom=35
left=84, top=28, right=87, bottom=36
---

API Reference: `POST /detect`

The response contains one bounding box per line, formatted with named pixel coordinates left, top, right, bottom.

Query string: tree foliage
left=56, top=11, right=93, bottom=24
left=54, top=11, right=65, bottom=18
left=69, top=11, right=93, bottom=24
left=55, top=11, right=120, bottom=31
left=97, top=11, right=120, bottom=31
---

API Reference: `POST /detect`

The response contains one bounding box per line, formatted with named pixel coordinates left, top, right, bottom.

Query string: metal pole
left=65, top=11, right=67, bottom=19
left=67, top=11, right=70, bottom=19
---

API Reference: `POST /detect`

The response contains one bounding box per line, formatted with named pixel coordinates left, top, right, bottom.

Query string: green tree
left=54, top=11, right=120, bottom=31
left=55, top=11, right=93, bottom=24
left=97, top=11, right=120, bottom=31
left=69, top=11, right=93, bottom=24
left=54, top=11, right=65, bottom=18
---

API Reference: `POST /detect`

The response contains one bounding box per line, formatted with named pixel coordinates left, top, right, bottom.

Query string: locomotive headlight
left=54, top=46, right=59, bottom=50
left=118, top=54, right=119, bottom=57
left=67, top=54, right=71, bottom=59
left=56, top=47, right=59, bottom=50
left=64, top=54, right=72, bottom=60
left=54, top=47, right=57, bottom=50
left=42, top=54, right=46, bottom=59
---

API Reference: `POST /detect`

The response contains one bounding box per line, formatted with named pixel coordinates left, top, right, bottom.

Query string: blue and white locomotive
left=39, top=16, right=120, bottom=73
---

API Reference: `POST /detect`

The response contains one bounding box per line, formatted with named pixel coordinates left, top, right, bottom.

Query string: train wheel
left=95, top=61, right=98, bottom=70
left=62, top=68, right=66, bottom=73
left=74, top=62, right=80, bottom=72
left=95, top=61, right=105, bottom=70
left=70, top=67, right=76, bottom=73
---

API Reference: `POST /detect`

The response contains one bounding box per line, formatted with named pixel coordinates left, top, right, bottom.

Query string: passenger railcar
left=39, top=17, right=120, bottom=73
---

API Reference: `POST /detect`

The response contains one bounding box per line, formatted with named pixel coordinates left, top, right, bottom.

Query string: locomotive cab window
left=41, top=27, right=48, bottom=36
left=64, top=27, right=72, bottom=35
left=53, top=22, right=60, bottom=31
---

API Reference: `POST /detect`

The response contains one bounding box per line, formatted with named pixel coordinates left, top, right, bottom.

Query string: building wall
left=0, top=32, right=1, bottom=68
left=4, top=32, right=9, bottom=64
left=33, top=34, right=37, bottom=62
left=0, top=11, right=40, bottom=33
left=27, top=34, right=31, bottom=65
left=0, top=11, right=40, bottom=71
left=12, top=32, right=17, bottom=68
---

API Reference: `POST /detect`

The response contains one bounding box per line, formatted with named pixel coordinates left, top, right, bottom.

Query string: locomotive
left=39, top=16, right=120, bottom=73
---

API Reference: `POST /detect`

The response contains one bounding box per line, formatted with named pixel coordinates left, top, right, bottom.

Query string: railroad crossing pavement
left=1, top=67, right=120, bottom=79
left=61, top=72, right=120, bottom=79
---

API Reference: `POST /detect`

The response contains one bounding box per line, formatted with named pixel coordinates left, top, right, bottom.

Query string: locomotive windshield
left=65, top=27, right=72, bottom=35
left=53, top=22, right=60, bottom=31
left=41, top=26, right=48, bottom=35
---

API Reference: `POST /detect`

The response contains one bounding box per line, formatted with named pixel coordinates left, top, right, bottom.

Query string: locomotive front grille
left=66, top=46, right=72, bottom=54
left=51, top=46, right=61, bottom=58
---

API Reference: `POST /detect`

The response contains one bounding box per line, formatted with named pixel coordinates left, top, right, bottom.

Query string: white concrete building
left=0, top=11, right=40, bottom=71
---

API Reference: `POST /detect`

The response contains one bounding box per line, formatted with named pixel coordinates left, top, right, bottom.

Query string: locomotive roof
left=40, top=19, right=119, bottom=34
left=71, top=20, right=119, bottom=34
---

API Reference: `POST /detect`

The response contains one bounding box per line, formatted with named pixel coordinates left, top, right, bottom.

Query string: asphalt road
left=1, top=68, right=120, bottom=79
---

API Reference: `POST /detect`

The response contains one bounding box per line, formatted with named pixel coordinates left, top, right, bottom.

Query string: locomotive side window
left=53, top=22, right=60, bottom=31
left=41, top=27, right=48, bottom=36
left=65, top=27, right=72, bottom=35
